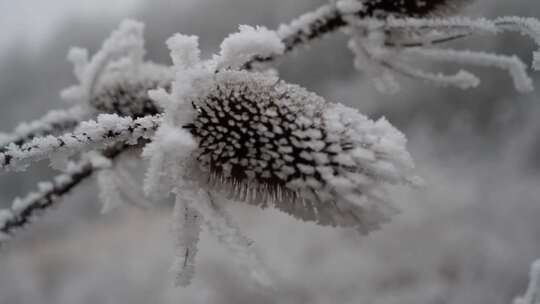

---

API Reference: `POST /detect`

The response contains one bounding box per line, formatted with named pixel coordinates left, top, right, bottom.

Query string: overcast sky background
left=0, top=0, right=142, bottom=53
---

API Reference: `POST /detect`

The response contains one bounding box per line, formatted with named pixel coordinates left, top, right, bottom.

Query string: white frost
left=218, top=25, right=284, bottom=69
left=344, top=15, right=539, bottom=93
left=0, top=114, right=161, bottom=172
left=336, top=0, right=365, bottom=14
left=167, top=34, right=201, bottom=70
left=171, top=188, right=203, bottom=287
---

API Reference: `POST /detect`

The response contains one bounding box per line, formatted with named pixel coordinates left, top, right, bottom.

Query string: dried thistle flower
left=182, top=70, right=416, bottom=233
left=3, top=3, right=538, bottom=289
left=146, top=32, right=418, bottom=236
left=138, top=30, right=419, bottom=285
left=90, top=62, right=172, bottom=117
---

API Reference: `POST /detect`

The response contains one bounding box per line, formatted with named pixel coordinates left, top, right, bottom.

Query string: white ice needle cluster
left=218, top=25, right=285, bottom=69
left=0, top=114, right=160, bottom=172
left=344, top=16, right=540, bottom=93
left=61, top=19, right=147, bottom=105
left=61, top=19, right=173, bottom=118
left=142, top=26, right=418, bottom=285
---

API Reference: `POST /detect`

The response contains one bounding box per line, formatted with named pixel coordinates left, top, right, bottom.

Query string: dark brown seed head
left=184, top=71, right=415, bottom=233
left=91, top=63, right=172, bottom=117
left=363, top=0, right=473, bottom=17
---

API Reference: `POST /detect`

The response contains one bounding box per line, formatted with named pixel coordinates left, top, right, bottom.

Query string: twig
left=0, top=114, right=161, bottom=172
left=0, top=106, right=89, bottom=152
left=0, top=144, right=128, bottom=242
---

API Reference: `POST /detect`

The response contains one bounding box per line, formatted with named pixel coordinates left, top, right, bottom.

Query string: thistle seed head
left=183, top=70, right=416, bottom=233
left=362, top=0, right=473, bottom=17
left=90, top=63, right=173, bottom=117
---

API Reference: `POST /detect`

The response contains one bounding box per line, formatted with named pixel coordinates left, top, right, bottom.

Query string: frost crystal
left=343, top=15, right=540, bottom=93
left=336, top=0, right=364, bottom=14
left=0, top=106, right=88, bottom=152
left=218, top=25, right=285, bottom=69
left=0, top=114, right=161, bottom=171
left=61, top=19, right=147, bottom=105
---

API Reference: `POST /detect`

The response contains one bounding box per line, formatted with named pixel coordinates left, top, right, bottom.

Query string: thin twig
left=0, top=144, right=128, bottom=241
left=0, top=114, right=161, bottom=171
left=0, top=106, right=89, bottom=153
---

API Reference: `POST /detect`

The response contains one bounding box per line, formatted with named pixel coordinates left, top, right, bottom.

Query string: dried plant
left=0, top=0, right=539, bottom=290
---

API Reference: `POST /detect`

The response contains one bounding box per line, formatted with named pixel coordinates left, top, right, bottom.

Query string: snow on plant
left=145, top=30, right=417, bottom=284
left=515, top=260, right=540, bottom=304
left=0, top=0, right=539, bottom=291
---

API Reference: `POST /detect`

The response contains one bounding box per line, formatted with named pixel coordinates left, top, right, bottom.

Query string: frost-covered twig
left=0, top=144, right=127, bottom=243
left=403, top=48, right=534, bottom=92
left=514, top=260, right=540, bottom=304
left=244, top=2, right=436, bottom=66
left=0, top=114, right=161, bottom=172
left=0, top=106, right=89, bottom=152
left=202, top=192, right=273, bottom=288
left=252, top=0, right=473, bottom=64
left=171, top=189, right=202, bottom=287
left=242, top=2, right=540, bottom=93
left=170, top=185, right=273, bottom=288
left=345, top=15, right=540, bottom=92
left=494, top=17, right=540, bottom=70
left=351, top=36, right=480, bottom=90
left=96, top=157, right=153, bottom=213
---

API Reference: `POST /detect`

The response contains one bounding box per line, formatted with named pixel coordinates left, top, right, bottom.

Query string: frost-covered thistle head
left=61, top=19, right=174, bottom=118
left=359, top=0, right=473, bottom=17
left=185, top=71, right=416, bottom=232
left=90, top=62, right=172, bottom=117
left=145, top=26, right=418, bottom=234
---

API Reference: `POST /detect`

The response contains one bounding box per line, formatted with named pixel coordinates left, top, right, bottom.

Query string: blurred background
left=1, top=1, right=540, bottom=303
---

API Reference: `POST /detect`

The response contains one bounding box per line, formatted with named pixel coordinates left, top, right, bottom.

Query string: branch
left=0, top=144, right=127, bottom=243
left=358, top=42, right=480, bottom=89
left=245, top=2, right=483, bottom=66
left=0, top=114, right=161, bottom=172
left=241, top=3, right=540, bottom=95
left=0, top=106, right=89, bottom=152
left=402, top=47, right=533, bottom=92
